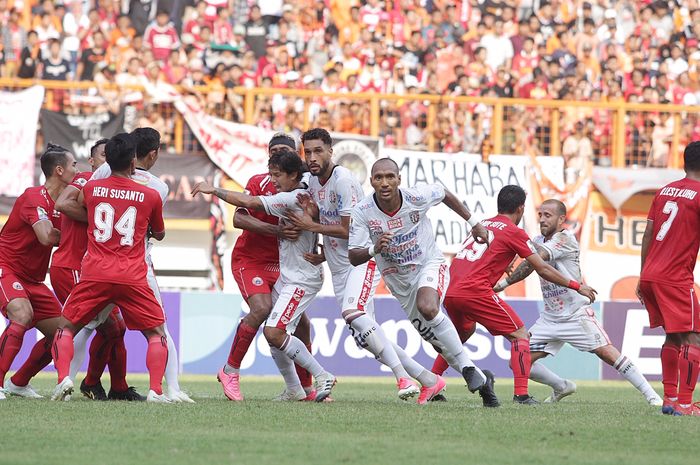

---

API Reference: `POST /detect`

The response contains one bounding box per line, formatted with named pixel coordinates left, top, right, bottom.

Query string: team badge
left=252, top=277, right=264, bottom=286
left=318, top=190, right=326, bottom=200
left=409, top=211, right=420, bottom=224
left=36, top=206, right=48, bottom=220
left=75, top=177, right=87, bottom=187
left=12, top=282, right=23, bottom=291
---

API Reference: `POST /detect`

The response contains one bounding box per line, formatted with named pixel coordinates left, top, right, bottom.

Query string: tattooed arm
left=493, top=244, right=551, bottom=292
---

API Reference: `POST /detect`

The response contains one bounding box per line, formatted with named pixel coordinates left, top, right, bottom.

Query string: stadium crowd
left=1, top=0, right=699, bottom=164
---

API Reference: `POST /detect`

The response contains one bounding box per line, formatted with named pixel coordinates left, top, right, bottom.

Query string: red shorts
left=0, top=271, right=62, bottom=325
left=63, top=281, right=164, bottom=331
left=50, top=266, right=80, bottom=304
left=444, top=293, right=524, bottom=337
left=232, top=265, right=279, bottom=300
left=639, top=280, right=700, bottom=333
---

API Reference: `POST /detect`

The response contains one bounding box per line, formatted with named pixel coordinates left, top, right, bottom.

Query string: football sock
left=295, top=342, right=313, bottom=392
left=163, top=325, right=180, bottom=393
left=425, top=312, right=475, bottom=371
left=108, top=337, right=129, bottom=392
left=146, top=335, right=168, bottom=395
left=51, top=327, right=74, bottom=383
left=529, top=361, right=567, bottom=391
left=270, top=346, right=303, bottom=392
left=430, top=355, right=450, bottom=376
left=392, top=342, right=438, bottom=387
left=348, top=312, right=409, bottom=380
left=84, top=331, right=113, bottom=386
left=10, top=336, right=53, bottom=387
left=613, top=355, right=659, bottom=401
left=511, top=338, right=531, bottom=396
left=282, top=336, right=324, bottom=378
left=678, top=344, right=700, bottom=406
left=225, top=321, right=257, bottom=373
left=0, top=321, right=28, bottom=386
left=69, top=327, right=94, bottom=382
left=660, top=343, right=680, bottom=399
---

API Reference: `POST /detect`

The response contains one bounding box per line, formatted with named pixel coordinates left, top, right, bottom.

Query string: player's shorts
left=385, top=261, right=449, bottom=328
left=232, top=264, right=279, bottom=300
left=0, top=270, right=62, bottom=325
left=639, top=280, right=700, bottom=333
left=331, top=260, right=380, bottom=317
left=266, top=281, right=319, bottom=334
left=529, top=306, right=611, bottom=355
left=444, top=292, right=524, bottom=337
left=62, top=281, right=164, bottom=331
left=50, top=266, right=80, bottom=304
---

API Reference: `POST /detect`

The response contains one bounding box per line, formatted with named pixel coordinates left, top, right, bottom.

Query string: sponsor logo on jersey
left=252, top=276, right=264, bottom=286
left=36, top=206, right=48, bottom=220
left=387, top=218, right=403, bottom=229
left=280, top=288, right=305, bottom=325
left=329, top=191, right=337, bottom=204
left=409, top=211, right=420, bottom=224
left=12, top=282, right=23, bottom=291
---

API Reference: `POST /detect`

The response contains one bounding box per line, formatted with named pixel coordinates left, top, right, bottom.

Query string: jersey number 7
left=94, top=202, right=137, bottom=246
left=655, top=200, right=678, bottom=242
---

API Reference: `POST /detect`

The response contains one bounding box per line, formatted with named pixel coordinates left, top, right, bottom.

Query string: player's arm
left=191, top=181, right=264, bottom=210
left=149, top=193, right=166, bottom=241
left=33, top=220, right=61, bottom=246
left=349, top=232, right=392, bottom=266
left=55, top=185, right=88, bottom=222
left=494, top=244, right=551, bottom=292
left=442, top=188, right=489, bottom=244
left=525, top=252, right=597, bottom=302
left=233, top=210, right=301, bottom=241
left=348, top=209, right=387, bottom=266
left=286, top=211, right=350, bottom=239
left=636, top=219, right=654, bottom=303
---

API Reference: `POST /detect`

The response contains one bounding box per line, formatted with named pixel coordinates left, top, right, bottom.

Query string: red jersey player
left=0, top=144, right=77, bottom=400
left=52, top=138, right=142, bottom=402
left=217, top=133, right=316, bottom=402
left=50, top=133, right=170, bottom=403
left=638, top=141, right=700, bottom=416
left=432, top=185, right=596, bottom=404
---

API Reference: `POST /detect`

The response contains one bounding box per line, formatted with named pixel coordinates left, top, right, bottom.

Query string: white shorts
left=386, top=261, right=449, bottom=324
left=266, top=280, right=319, bottom=334
left=529, top=306, right=611, bottom=355
left=331, top=260, right=381, bottom=318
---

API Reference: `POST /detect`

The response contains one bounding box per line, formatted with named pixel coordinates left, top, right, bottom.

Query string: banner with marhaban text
left=0, top=86, right=44, bottom=196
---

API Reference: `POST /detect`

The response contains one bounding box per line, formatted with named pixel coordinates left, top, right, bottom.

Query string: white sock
left=282, top=336, right=324, bottom=378
left=614, top=355, right=659, bottom=400
left=163, top=325, right=180, bottom=393
left=270, top=346, right=303, bottom=392
left=425, top=312, right=476, bottom=372
left=392, top=342, right=437, bottom=387
left=530, top=361, right=567, bottom=391
left=69, top=327, right=94, bottom=382
left=349, top=313, right=409, bottom=380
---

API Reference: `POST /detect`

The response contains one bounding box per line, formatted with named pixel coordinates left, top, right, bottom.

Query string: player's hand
left=472, top=223, right=490, bottom=245
left=285, top=209, right=317, bottom=232
left=577, top=284, right=598, bottom=303
left=373, top=232, right=394, bottom=255
left=49, top=228, right=61, bottom=246
left=277, top=223, right=301, bottom=241
left=303, top=248, right=325, bottom=265
left=296, top=192, right=319, bottom=219
left=635, top=281, right=645, bottom=305
left=191, top=181, right=215, bottom=196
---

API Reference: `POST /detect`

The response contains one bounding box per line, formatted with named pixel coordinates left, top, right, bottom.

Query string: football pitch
left=1, top=374, right=697, bottom=465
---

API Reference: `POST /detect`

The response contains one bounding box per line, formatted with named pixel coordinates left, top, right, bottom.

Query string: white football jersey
left=91, top=163, right=169, bottom=206
left=349, top=183, right=446, bottom=290
left=307, top=165, right=365, bottom=274
left=534, top=229, right=590, bottom=320
left=259, top=188, right=323, bottom=290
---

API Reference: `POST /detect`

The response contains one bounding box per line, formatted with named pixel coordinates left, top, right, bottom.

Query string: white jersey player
left=495, top=199, right=661, bottom=405
left=192, top=148, right=336, bottom=402
left=285, top=128, right=442, bottom=402
left=348, top=158, right=499, bottom=406
left=69, top=128, right=194, bottom=403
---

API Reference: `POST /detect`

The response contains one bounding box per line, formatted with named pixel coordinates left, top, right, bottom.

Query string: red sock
left=226, top=321, right=257, bottom=369
left=84, top=331, right=115, bottom=386
left=51, top=328, right=74, bottom=383
left=0, top=321, right=28, bottom=386
left=146, top=335, right=168, bottom=395
left=678, top=344, right=700, bottom=405
left=108, top=337, right=129, bottom=392
left=295, top=343, right=313, bottom=390
left=661, top=343, right=680, bottom=399
left=431, top=355, right=450, bottom=376
left=10, top=336, right=53, bottom=386
left=511, top=338, right=531, bottom=396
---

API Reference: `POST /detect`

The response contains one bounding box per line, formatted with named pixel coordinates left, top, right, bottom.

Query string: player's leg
left=675, top=331, right=700, bottom=416
left=430, top=300, right=476, bottom=377
left=140, top=325, right=170, bottom=403
left=527, top=320, right=576, bottom=402
left=291, top=312, right=314, bottom=399
left=69, top=326, right=95, bottom=381
left=593, top=344, right=661, bottom=405
left=504, top=325, right=537, bottom=404
left=0, top=274, right=35, bottom=390
left=106, top=312, right=142, bottom=400
left=81, top=315, right=121, bottom=400
left=660, top=333, right=682, bottom=410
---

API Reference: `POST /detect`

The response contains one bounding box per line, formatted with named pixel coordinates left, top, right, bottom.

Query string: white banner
left=0, top=86, right=45, bottom=196
left=384, top=149, right=564, bottom=253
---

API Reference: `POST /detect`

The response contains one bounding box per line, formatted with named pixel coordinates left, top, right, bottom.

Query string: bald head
left=371, top=157, right=400, bottom=176
left=542, top=199, right=567, bottom=216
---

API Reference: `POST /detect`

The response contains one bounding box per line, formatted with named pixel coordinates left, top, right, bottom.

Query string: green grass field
left=1, top=374, right=697, bottom=465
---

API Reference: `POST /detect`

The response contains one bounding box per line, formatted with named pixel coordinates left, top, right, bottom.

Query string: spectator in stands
left=40, top=38, right=71, bottom=81
left=562, top=121, right=594, bottom=183
left=17, top=29, right=40, bottom=79
left=2, top=8, right=27, bottom=77
left=77, top=29, right=107, bottom=81
left=245, top=5, right=267, bottom=58
left=144, top=10, right=180, bottom=62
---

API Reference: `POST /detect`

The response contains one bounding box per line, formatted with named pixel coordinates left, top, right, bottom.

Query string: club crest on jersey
left=387, top=218, right=403, bottom=229
left=318, top=190, right=326, bottom=200
left=409, top=211, right=420, bottom=224
left=12, top=282, right=23, bottom=291
left=75, top=177, right=88, bottom=187
left=36, top=206, right=48, bottom=220
left=252, top=277, right=264, bottom=286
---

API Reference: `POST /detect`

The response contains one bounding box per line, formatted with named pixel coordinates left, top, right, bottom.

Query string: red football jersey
left=80, top=176, right=164, bottom=285
left=231, top=173, right=279, bottom=268
left=51, top=172, right=93, bottom=270
left=0, top=186, right=61, bottom=283
left=447, top=215, right=536, bottom=297
left=641, top=177, right=700, bottom=287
